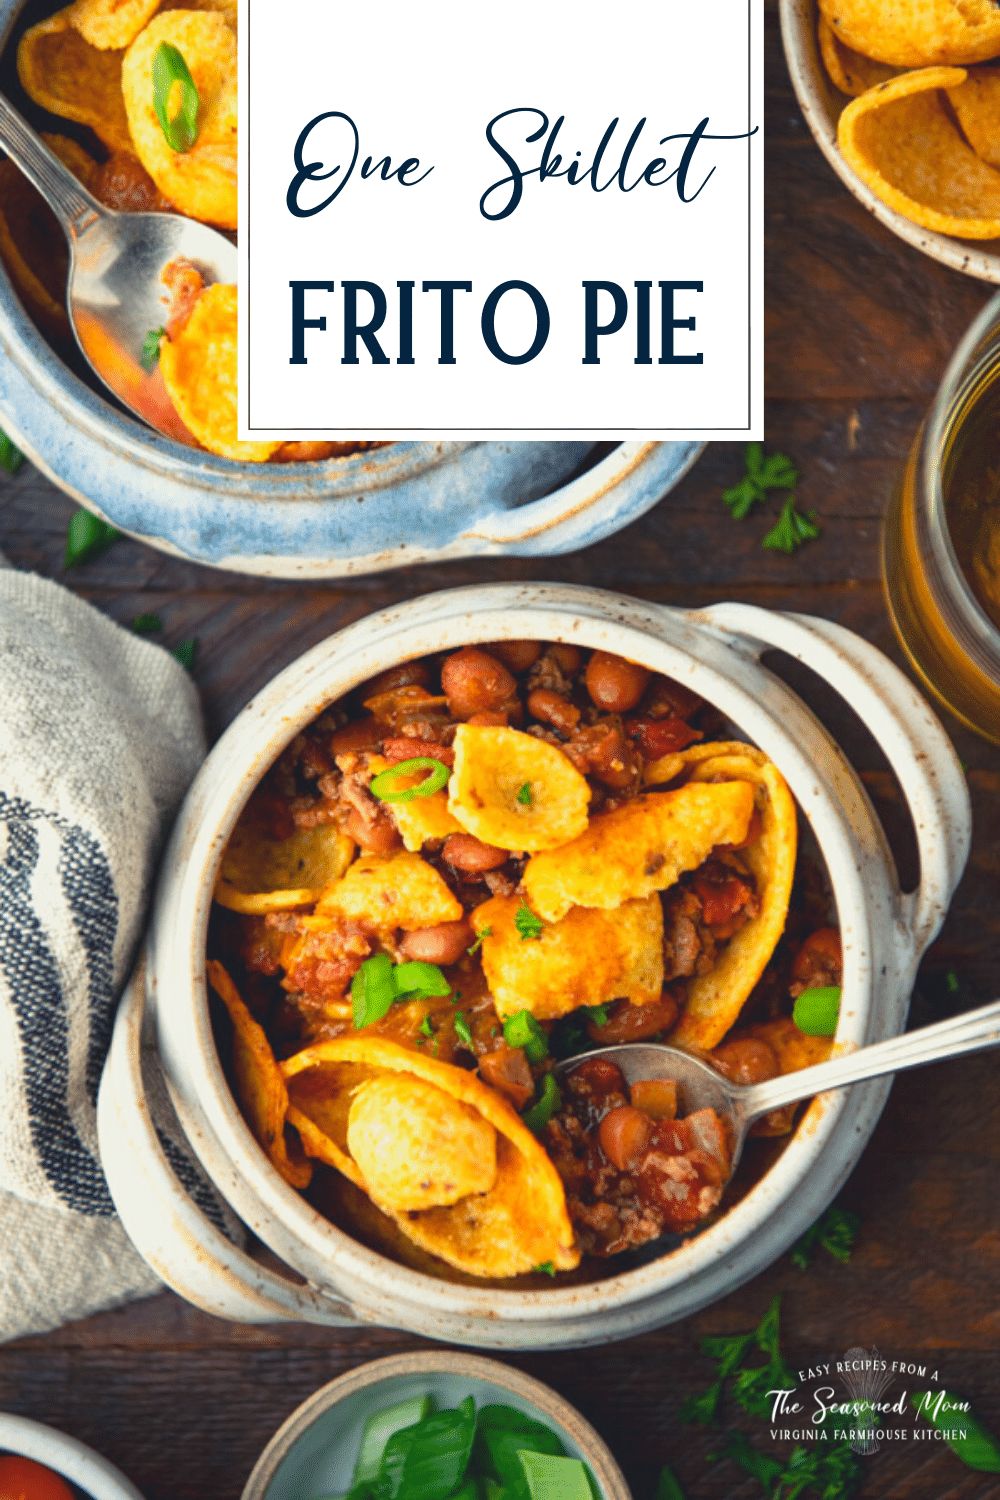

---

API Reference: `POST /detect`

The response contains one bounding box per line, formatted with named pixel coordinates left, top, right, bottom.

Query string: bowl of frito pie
left=106, top=584, right=969, bottom=1348
left=781, top=0, right=1000, bottom=283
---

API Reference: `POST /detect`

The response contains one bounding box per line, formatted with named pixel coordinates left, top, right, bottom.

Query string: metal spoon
left=0, top=92, right=236, bottom=443
left=555, top=997, right=1000, bottom=1175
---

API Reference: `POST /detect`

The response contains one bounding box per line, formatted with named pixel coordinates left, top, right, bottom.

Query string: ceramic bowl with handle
left=0, top=1413, right=145, bottom=1500
left=240, top=1352, right=631, bottom=1500
left=98, top=582, right=971, bottom=1349
left=780, top=0, right=1000, bottom=285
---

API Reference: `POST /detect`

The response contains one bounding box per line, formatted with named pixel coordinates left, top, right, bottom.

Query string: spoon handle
left=742, top=996, right=1000, bottom=1121
left=0, top=92, right=105, bottom=235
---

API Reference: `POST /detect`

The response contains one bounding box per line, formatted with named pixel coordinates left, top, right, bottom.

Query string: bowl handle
left=97, top=958, right=369, bottom=1327
left=694, top=603, right=972, bottom=952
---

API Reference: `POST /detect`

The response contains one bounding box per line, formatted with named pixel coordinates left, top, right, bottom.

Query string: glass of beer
left=883, top=292, right=1000, bottom=745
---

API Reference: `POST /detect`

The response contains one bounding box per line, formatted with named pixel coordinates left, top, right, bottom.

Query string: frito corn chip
left=838, top=68, right=1000, bottom=240
left=69, top=0, right=159, bottom=50
left=316, top=850, right=463, bottom=932
left=948, top=68, right=1000, bottom=170
left=159, top=284, right=280, bottom=461
left=122, top=10, right=237, bottom=228
left=818, top=0, right=1000, bottom=65
left=18, top=7, right=132, bottom=152
left=282, top=1037, right=579, bottom=1277
left=670, top=744, right=798, bottom=1052
left=523, top=782, right=755, bottom=924
left=161, top=0, right=237, bottom=27
left=367, top=753, right=461, bottom=851
left=206, top=960, right=312, bottom=1188
left=0, top=137, right=98, bottom=343
left=473, top=893, right=663, bottom=1021
left=348, top=1075, right=498, bottom=1211
left=818, top=16, right=900, bottom=96
left=448, top=725, right=590, bottom=852
left=214, top=791, right=355, bottom=913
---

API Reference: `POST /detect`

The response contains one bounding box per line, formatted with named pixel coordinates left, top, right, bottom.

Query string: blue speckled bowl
left=0, top=0, right=704, bottom=576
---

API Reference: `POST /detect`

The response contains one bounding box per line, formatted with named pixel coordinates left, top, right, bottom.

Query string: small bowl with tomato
left=0, top=1413, right=144, bottom=1500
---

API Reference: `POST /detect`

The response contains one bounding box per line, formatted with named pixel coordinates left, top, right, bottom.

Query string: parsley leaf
left=711, top=1430, right=784, bottom=1494
left=945, top=968, right=961, bottom=995
left=132, top=612, right=163, bottom=634
left=582, top=1003, right=609, bottom=1028
left=172, top=637, right=198, bottom=672
left=65, top=509, right=122, bottom=569
left=911, top=1391, right=1000, bottom=1473
left=655, top=1465, right=686, bottom=1500
left=453, top=1011, right=473, bottom=1049
left=0, top=428, right=25, bottom=475
left=468, top=925, right=492, bottom=955
left=723, top=443, right=797, bottom=519
left=790, top=1206, right=861, bottom=1269
left=762, top=495, right=821, bottom=555
left=418, top=1015, right=434, bottom=1039
left=140, top=325, right=166, bottom=373
left=678, top=1380, right=725, bottom=1428
left=514, top=902, right=544, bottom=941
left=533, top=1261, right=556, bottom=1278
left=516, top=781, right=533, bottom=806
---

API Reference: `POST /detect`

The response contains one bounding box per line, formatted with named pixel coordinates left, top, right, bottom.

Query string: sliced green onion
left=353, top=1396, right=433, bottom=1486
left=419, top=1015, right=434, bottom=1039
left=352, top=953, right=398, bottom=1028
left=152, top=41, right=199, bottom=153
left=582, top=1004, right=609, bottom=1028
left=140, top=325, right=166, bottom=373
left=518, top=1455, right=592, bottom=1500
left=394, top=961, right=451, bottom=999
left=522, top=1073, right=560, bottom=1134
left=503, top=1009, right=548, bottom=1063
left=477, top=1412, right=565, bottom=1500
left=793, top=985, right=841, bottom=1036
left=516, top=782, right=533, bottom=806
left=0, top=428, right=25, bottom=475
left=380, top=1396, right=476, bottom=1500
left=533, top=1261, right=556, bottom=1277
left=370, top=758, right=450, bottom=804
left=65, top=508, right=121, bottom=568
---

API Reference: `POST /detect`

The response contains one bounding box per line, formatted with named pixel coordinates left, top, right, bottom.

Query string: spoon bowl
left=557, top=994, right=1000, bottom=1181
left=0, top=91, right=236, bottom=441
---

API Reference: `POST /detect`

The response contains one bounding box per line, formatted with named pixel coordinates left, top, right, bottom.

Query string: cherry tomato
left=0, top=1455, right=76, bottom=1500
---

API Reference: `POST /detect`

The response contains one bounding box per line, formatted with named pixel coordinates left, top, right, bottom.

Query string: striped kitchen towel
left=0, top=558, right=234, bottom=1340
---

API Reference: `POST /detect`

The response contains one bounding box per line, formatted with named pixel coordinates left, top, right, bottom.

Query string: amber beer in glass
left=883, top=292, right=1000, bottom=745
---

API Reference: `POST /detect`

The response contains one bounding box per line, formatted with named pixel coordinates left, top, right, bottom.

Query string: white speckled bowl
left=780, top=0, right=1000, bottom=284
left=240, top=1353, right=631, bottom=1500
left=0, top=1413, right=145, bottom=1500
left=99, top=584, right=970, bottom=1348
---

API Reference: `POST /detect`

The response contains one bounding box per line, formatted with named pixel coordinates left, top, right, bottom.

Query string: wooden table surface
left=2, top=6, right=999, bottom=1498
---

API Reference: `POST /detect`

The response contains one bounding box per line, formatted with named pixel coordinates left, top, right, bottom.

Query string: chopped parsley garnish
left=521, top=1073, right=560, bottom=1133
left=503, top=1009, right=549, bottom=1063
left=453, top=1011, right=473, bottom=1049
left=790, top=1205, right=860, bottom=1269
left=516, top=781, right=533, bottom=806
left=172, top=637, right=198, bottom=672
left=723, top=442, right=797, bottom=519
left=467, top=926, right=492, bottom=955
left=945, top=968, right=961, bottom=995
left=65, top=508, right=122, bottom=569
left=655, top=1466, right=685, bottom=1500
left=514, top=902, right=544, bottom=941
left=140, top=326, right=166, bottom=372
left=582, top=1003, right=609, bottom=1027
left=132, top=612, right=163, bottom=634
left=0, top=428, right=25, bottom=475
left=418, top=1015, right=434, bottom=1039
left=762, top=494, right=821, bottom=555
left=533, top=1261, right=557, bottom=1278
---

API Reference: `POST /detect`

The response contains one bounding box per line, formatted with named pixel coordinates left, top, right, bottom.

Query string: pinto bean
left=586, top=990, right=680, bottom=1044
left=358, top=661, right=432, bottom=700
left=441, top=648, right=517, bottom=719
left=790, top=927, right=843, bottom=993
left=599, top=1106, right=654, bottom=1171
left=330, top=718, right=382, bottom=756
left=486, top=640, right=543, bottom=673
left=549, top=643, right=582, bottom=674
left=443, top=833, right=509, bottom=872
left=467, top=710, right=508, bottom=727
left=400, top=918, right=475, bottom=967
left=710, top=1036, right=779, bottom=1086
left=586, top=650, right=650, bottom=712
left=478, top=1046, right=534, bottom=1110
left=346, top=807, right=401, bottom=856
left=527, top=688, right=581, bottom=734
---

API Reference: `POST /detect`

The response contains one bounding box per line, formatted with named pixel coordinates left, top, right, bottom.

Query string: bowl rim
left=0, top=1412, right=145, bottom=1500
left=778, top=0, right=1000, bottom=285
left=152, top=584, right=897, bottom=1325
left=239, top=1352, right=633, bottom=1500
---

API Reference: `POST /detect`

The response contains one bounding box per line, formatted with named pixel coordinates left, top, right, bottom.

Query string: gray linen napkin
left=0, top=556, right=232, bottom=1339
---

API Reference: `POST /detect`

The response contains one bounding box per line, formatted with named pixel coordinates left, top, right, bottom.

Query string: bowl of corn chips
left=781, top=0, right=1000, bottom=282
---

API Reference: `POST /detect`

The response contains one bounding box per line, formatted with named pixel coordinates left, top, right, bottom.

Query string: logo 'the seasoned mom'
left=768, top=1346, right=973, bottom=1456
left=284, top=108, right=755, bottom=369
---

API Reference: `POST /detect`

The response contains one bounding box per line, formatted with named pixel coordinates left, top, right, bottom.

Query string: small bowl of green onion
left=240, top=1353, right=631, bottom=1500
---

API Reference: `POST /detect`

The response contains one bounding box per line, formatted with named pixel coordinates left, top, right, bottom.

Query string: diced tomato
left=0, top=1455, right=76, bottom=1500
